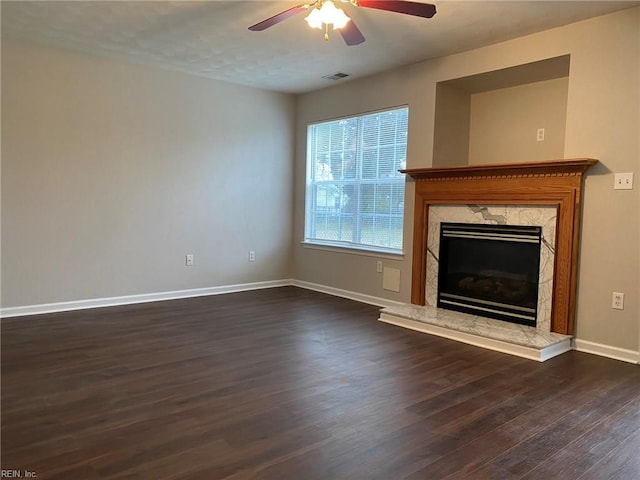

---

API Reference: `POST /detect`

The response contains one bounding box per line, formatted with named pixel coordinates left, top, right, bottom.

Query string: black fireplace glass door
left=437, top=223, right=542, bottom=326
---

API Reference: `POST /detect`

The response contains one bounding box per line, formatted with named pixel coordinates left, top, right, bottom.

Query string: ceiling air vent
left=322, top=72, right=350, bottom=81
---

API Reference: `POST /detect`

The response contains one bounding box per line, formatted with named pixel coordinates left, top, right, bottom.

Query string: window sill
left=301, top=241, right=405, bottom=260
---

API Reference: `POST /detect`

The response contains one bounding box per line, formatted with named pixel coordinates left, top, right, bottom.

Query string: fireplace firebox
left=437, top=223, right=542, bottom=327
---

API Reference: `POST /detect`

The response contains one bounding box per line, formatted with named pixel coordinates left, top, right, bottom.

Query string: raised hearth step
left=379, top=304, right=572, bottom=362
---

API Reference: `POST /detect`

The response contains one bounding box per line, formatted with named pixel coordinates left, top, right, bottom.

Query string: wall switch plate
left=186, top=254, right=194, bottom=266
left=612, top=292, right=624, bottom=310
left=248, top=251, right=255, bottom=262
left=536, top=128, right=545, bottom=142
left=613, top=173, right=633, bottom=190
left=376, top=261, right=383, bottom=273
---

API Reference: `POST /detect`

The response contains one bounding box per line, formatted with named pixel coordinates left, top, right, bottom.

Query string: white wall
left=1, top=39, right=295, bottom=307
left=294, top=7, right=640, bottom=353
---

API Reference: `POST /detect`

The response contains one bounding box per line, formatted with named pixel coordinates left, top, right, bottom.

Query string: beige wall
left=2, top=8, right=638, bottom=355
left=468, top=77, right=568, bottom=165
left=294, top=7, right=640, bottom=352
left=432, top=84, right=470, bottom=167
left=1, top=39, right=295, bottom=307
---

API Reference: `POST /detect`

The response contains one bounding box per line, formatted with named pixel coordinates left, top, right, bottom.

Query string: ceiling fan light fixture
left=304, top=1, right=351, bottom=30
left=249, top=0, right=435, bottom=46
left=304, top=8, right=323, bottom=29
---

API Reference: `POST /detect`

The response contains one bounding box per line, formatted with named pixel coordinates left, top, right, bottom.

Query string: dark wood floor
left=2, top=287, right=639, bottom=479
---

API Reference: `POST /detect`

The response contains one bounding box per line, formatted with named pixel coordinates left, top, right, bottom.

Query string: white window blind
left=304, top=107, right=408, bottom=253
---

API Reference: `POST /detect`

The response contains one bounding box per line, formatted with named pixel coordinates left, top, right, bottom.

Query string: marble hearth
left=379, top=304, right=572, bottom=362
left=378, top=159, right=597, bottom=361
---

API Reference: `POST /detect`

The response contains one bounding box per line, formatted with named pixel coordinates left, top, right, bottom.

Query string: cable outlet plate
left=186, top=254, right=194, bottom=266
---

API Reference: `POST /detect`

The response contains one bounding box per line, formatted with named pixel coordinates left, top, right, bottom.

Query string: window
left=304, top=107, right=408, bottom=253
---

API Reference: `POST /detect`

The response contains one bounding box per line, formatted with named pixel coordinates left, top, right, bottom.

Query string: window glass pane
left=378, top=146, right=395, bottom=178
left=314, top=124, right=331, bottom=155
left=379, top=115, right=397, bottom=145
left=338, top=151, right=356, bottom=180
left=305, top=107, right=407, bottom=252
left=361, top=149, right=378, bottom=179
left=376, top=184, right=391, bottom=214
left=361, top=116, right=378, bottom=148
left=360, top=183, right=375, bottom=214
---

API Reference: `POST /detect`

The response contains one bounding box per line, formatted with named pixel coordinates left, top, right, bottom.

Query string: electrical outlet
left=248, top=251, right=255, bottom=262
left=613, top=173, right=633, bottom=190
left=376, top=261, right=383, bottom=273
left=612, top=292, right=624, bottom=310
left=186, top=254, right=194, bottom=266
left=536, top=128, right=545, bottom=142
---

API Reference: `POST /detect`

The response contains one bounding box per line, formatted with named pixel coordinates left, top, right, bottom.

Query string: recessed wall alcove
left=379, top=56, right=596, bottom=361
left=433, top=55, right=571, bottom=168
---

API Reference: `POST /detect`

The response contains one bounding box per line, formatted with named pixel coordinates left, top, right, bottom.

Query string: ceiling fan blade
left=248, top=5, right=308, bottom=31
left=356, top=0, right=436, bottom=19
left=340, top=19, right=366, bottom=46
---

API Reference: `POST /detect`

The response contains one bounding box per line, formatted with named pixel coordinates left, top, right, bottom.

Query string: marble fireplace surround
left=379, top=159, right=597, bottom=361
left=426, top=204, right=557, bottom=332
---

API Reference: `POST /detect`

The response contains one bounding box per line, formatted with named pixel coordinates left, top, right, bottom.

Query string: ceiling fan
left=248, top=0, right=437, bottom=46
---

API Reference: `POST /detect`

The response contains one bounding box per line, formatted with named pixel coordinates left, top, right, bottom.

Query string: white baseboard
left=572, top=339, right=640, bottom=364
left=0, top=279, right=293, bottom=318
left=0, top=279, right=403, bottom=318
left=291, top=280, right=405, bottom=308
left=3, top=282, right=638, bottom=366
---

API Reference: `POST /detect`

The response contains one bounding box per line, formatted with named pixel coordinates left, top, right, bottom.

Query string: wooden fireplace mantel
left=402, top=158, right=598, bottom=335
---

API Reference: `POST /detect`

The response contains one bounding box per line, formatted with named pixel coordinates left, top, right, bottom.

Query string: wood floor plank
left=2, top=286, right=639, bottom=480
left=577, top=428, right=640, bottom=480
left=486, top=377, right=640, bottom=477
left=519, top=397, right=640, bottom=480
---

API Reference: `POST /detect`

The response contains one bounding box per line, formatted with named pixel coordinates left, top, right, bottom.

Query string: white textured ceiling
left=2, top=1, right=638, bottom=93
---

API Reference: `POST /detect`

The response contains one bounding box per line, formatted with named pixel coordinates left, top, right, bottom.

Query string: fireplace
left=437, top=222, right=542, bottom=327
left=401, top=158, right=597, bottom=335
left=378, top=159, right=597, bottom=360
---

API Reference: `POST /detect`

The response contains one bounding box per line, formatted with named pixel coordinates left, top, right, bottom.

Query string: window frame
left=303, top=106, right=409, bottom=255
